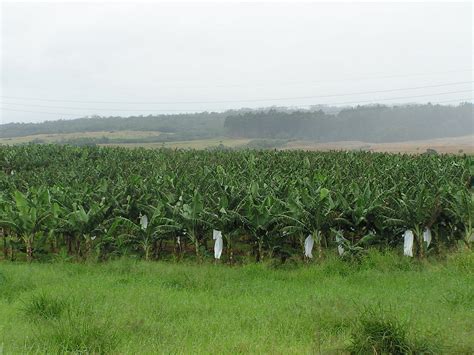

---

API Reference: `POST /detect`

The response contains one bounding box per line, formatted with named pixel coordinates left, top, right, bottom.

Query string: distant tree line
left=1, top=103, right=472, bottom=143
left=0, top=112, right=227, bottom=139
left=224, top=103, right=473, bottom=142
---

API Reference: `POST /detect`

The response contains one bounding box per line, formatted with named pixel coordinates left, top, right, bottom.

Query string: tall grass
left=22, top=293, right=66, bottom=320
left=0, top=249, right=472, bottom=353
left=348, top=305, right=441, bottom=354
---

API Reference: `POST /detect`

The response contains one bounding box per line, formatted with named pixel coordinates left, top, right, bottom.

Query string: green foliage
left=348, top=306, right=441, bottom=354
left=244, top=139, right=288, bottom=149
left=446, top=250, right=474, bottom=274
left=0, top=112, right=227, bottom=140
left=36, top=307, right=119, bottom=354
left=0, top=145, right=471, bottom=261
left=225, top=104, right=473, bottom=142
left=442, top=289, right=474, bottom=308
left=0, top=270, right=36, bottom=302
left=1, top=254, right=472, bottom=353
left=22, top=293, right=67, bottom=320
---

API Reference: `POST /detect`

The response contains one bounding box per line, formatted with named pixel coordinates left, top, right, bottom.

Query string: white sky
left=1, top=1, right=473, bottom=123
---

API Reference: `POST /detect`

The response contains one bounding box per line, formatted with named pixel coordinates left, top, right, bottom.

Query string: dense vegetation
left=2, top=103, right=472, bottom=144
left=225, top=103, right=473, bottom=142
left=0, top=145, right=472, bottom=262
left=0, top=112, right=227, bottom=141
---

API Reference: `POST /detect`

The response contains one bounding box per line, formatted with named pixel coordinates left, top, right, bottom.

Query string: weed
left=348, top=305, right=441, bottom=354
left=46, top=315, right=119, bottom=354
left=442, top=289, right=474, bottom=308
left=22, top=293, right=67, bottom=320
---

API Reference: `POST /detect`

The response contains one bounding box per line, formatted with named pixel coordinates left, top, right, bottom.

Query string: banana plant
left=445, top=188, right=474, bottom=249
left=393, top=184, right=440, bottom=257
left=61, top=199, right=109, bottom=258
left=208, top=165, right=248, bottom=264
left=282, top=183, right=339, bottom=260
left=0, top=192, right=9, bottom=259
left=107, top=203, right=179, bottom=260
left=0, top=144, right=470, bottom=261
left=177, top=189, right=212, bottom=261
left=333, top=228, right=375, bottom=261
left=239, top=182, right=282, bottom=262
left=0, top=188, right=58, bottom=261
left=335, top=182, right=391, bottom=247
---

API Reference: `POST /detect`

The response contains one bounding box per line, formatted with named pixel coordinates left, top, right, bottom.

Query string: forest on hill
left=225, top=103, right=473, bottom=142
left=1, top=103, right=472, bottom=144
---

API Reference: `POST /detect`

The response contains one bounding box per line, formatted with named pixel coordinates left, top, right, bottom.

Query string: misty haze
left=1, top=2, right=472, bottom=152
left=0, top=2, right=473, bottom=354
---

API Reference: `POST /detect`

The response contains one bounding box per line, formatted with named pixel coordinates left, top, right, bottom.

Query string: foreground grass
left=0, top=250, right=473, bottom=354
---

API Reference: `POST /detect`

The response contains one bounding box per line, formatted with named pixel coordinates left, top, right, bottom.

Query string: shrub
left=360, top=249, right=415, bottom=272
left=348, top=306, right=440, bottom=354
left=446, top=250, right=474, bottom=274
left=22, top=293, right=67, bottom=320
left=0, top=273, right=36, bottom=303
left=29, top=298, right=120, bottom=354
left=47, top=315, right=119, bottom=354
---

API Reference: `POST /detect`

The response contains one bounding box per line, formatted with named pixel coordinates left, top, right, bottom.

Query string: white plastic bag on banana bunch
left=338, top=245, right=344, bottom=256
left=213, top=230, right=223, bottom=259
left=335, top=234, right=345, bottom=256
left=304, top=234, right=314, bottom=258
left=423, top=227, right=432, bottom=248
left=403, top=230, right=414, bottom=257
left=140, top=214, right=148, bottom=230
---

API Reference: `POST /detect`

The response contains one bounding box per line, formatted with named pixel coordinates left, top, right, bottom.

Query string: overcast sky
left=1, top=1, right=472, bottom=124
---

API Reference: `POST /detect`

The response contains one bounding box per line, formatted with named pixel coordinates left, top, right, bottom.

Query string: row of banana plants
left=0, top=144, right=472, bottom=262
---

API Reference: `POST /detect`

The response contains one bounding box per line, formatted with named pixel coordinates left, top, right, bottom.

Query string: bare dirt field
left=1, top=131, right=472, bottom=154
left=283, top=135, right=474, bottom=154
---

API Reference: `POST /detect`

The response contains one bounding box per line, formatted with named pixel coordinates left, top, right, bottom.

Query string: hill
left=1, top=103, right=472, bottom=148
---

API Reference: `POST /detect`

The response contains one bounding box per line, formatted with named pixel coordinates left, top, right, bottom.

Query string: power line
left=2, top=89, right=472, bottom=111
left=423, top=97, right=473, bottom=104
left=312, top=97, right=474, bottom=114
left=198, top=68, right=474, bottom=89
left=0, top=107, right=189, bottom=115
left=1, top=103, right=194, bottom=112
left=1, top=81, right=472, bottom=106
left=320, top=89, right=473, bottom=106
left=1, top=108, right=82, bottom=116
left=1, top=97, right=472, bottom=117
left=3, top=68, right=473, bottom=92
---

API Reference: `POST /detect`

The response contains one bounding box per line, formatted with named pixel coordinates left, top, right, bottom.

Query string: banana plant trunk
left=75, top=237, right=82, bottom=258
left=189, top=230, right=201, bottom=262
left=414, top=225, right=423, bottom=258
left=23, top=234, right=33, bottom=262
left=226, top=237, right=233, bottom=265
left=67, top=235, right=73, bottom=255
left=174, top=235, right=182, bottom=260
left=194, top=239, right=200, bottom=261
left=464, top=224, right=472, bottom=250
left=314, top=230, right=323, bottom=260
left=2, top=229, right=7, bottom=260
left=84, top=234, right=91, bottom=259
left=256, top=234, right=264, bottom=262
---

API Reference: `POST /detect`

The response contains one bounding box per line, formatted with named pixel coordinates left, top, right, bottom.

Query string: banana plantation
left=0, top=144, right=472, bottom=262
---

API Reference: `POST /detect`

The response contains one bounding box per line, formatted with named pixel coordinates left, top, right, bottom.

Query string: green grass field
left=1, top=250, right=473, bottom=354
left=0, top=131, right=163, bottom=145
left=101, top=137, right=252, bottom=149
